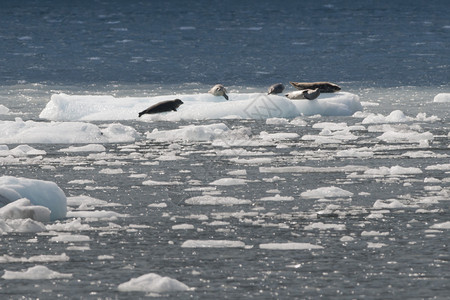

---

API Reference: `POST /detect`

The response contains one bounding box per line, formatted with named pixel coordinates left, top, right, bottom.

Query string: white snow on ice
left=433, top=93, right=450, bottom=102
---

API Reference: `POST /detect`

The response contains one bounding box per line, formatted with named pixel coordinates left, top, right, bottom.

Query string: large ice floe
left=39, top=92, right=362, bottom=121
left=0, top=118, right=139, bottom=144
left=0, top=176, right=67, bottom=222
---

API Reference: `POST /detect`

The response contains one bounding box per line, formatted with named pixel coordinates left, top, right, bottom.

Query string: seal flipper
left=223, top=93, right=229, bottom=100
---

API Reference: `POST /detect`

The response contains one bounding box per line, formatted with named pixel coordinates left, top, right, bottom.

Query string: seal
left=208, top=84, right=229, bottom=100
left=267, top=83, right=285, bottom=95
left=138, top=99, right=183, bottom=117
left=289, top=81, right=341, bottom=93
left=285, top=88, right=320, bottom=100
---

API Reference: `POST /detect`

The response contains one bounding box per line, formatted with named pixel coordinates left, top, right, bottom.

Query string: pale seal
left=289, top=81, right=341, bottom=93
left=267, top=83, right=285, bottom=95
left=285, top=88, right=320, bottom=100
left=138, top=99, right=183, bottom=117
left=208, top=84, right=229, bottom=100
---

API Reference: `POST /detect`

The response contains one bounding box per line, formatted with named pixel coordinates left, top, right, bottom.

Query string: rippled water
left=1, top=0, right=449, bottom=299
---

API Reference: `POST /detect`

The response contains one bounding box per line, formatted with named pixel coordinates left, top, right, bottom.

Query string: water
left=1, top=0, right=449, bottom=299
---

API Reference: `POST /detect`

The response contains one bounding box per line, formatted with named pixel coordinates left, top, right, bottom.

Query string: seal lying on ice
left=285, top=88, right=320, bottom=100
left=138, top=99, right=183, bottom=117
left=267, top=83, right=285, bottom=95
left=208, top=84, right=229, bottom=100
left=289, top=81, right=341, bottom=93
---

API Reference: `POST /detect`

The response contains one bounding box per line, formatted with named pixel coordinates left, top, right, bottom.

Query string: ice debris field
left=0, top=89, right=449, bottom=298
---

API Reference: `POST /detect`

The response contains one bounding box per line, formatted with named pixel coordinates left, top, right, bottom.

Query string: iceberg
left=0, top=176, right=67, bottom=221
left=39, top=92, right=362, bottom=121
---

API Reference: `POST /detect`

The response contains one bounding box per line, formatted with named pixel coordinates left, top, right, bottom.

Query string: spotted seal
left=289, top=81, right=341, bottom=93
left=208, top=84, right=229, bottom=100
left=138, top=99, right=183, bottom=117
left=285, top=88, right=320, bottom=100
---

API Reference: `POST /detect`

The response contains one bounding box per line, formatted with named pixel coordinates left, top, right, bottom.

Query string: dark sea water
left=0, top=1, right=449, bottom=299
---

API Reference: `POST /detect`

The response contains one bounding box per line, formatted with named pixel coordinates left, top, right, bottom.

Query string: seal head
left=208, top=84, right=229, bottom=100
left=267, top=83, right=285, bottom=95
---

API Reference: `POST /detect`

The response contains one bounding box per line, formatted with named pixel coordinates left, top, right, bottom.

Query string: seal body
left=138, top=99, right=183, bottom=117
left=285, top=88, right=320, bottom=100
left=208, top=84, right=229, bottom=100
left=289, top=81, right=341, bottom=93
left=267, top=83, right=285, bottom=95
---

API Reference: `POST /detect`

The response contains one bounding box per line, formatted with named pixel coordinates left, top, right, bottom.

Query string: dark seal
left=138, top=99, right=184, bottom=117
left=267, top=83, right=285, bottom=95
left=289, top=81, right=341, bottom=93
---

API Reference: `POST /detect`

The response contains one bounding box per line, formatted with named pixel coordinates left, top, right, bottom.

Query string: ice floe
left=59, top=144, right=106, bottom=153
left=433, top=93, right=450, bottom=102
left=39, top=92, right=362, bottom=121
left=0, top=118, right=139, bottom=144
left=181, top=240, right=246, bottom=248
left=0, top=104, right=10, bottom=115
left=0, top=176, right=67, bottom=221
left=259, top=242, right=323, bottom=250
left=185, top=196, right=251, bottom=206
left=2, top=265, right=72, bottom=280
left=0, top=145, right=46, bottom=157
left=300, top=186, right=353, bottom=199
left=118, top=273, right=190, bottom=293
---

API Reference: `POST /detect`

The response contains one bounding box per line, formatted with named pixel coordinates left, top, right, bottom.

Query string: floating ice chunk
left=0, top=104, right=10, bottom=115
left=363, top=166, right=422, bottom=177
left=46, top=219, right=91, bottom=231
left=304, top=222, right=346, bottom=231
left=49, top=233, right=91, bottom=242
left=430, top=221, right=450, bottom=229
left=99, top=168, right=124, bottom=175
left=362, top=110, right=411, bottom=124
left=0, top=119, right=138, bottom=144
left=67, top=210, right=128, bottom=220
left=425, top=164, right=450, bottom=171
left=377, top=130, right=433, bottom=144
left=259, top=242, right=323, bottom=250
left=335, top=147, right=374, bottom=158
left=0, top=145, right=46, bottom=157
left=59, top=144, right=106, bottom=153
left=301, top=186, right=353, bottom=199
left=146, top=123, right=230, bottom=142
left=361, top=231, right=389, bottom=236
left=118, top=273, right=190, bottom=293
left=142, top=179, right=182, bottom=186
left=433, top=93, right=450, bottom=102
left=185, top=196, right=251, bottom=205
left=0, top=176, right=67, bottom=221
left=0, top=253, right=69, bottom=263
left=172, top=224, right=195, bottom=230
left=2, top=265, right=72, bottom=280
left=260, top=165, right=368, bottom=174
left=209, top=178, right=247, bottom=186
left=181, top=240, right=246, bottom=248
left=266, top=118, right=289, bottom=125
left=229, top=157, right=273, bottom=164
left=4, top=218, right=47, bottom=233
left=258, top=195, right=294, bottom=201
left=340, top=236, right=354, bottom=242
left=373, top=199, right=407, bottom=209
left=0, top=198, right=51, bottom=222
left=40, top=92, right=361, bottom=121
left=367, top=242, right=387, bottom=248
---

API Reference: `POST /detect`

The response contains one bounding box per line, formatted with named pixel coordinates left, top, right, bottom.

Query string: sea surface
left=1, top=0, right=449, bottom=299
